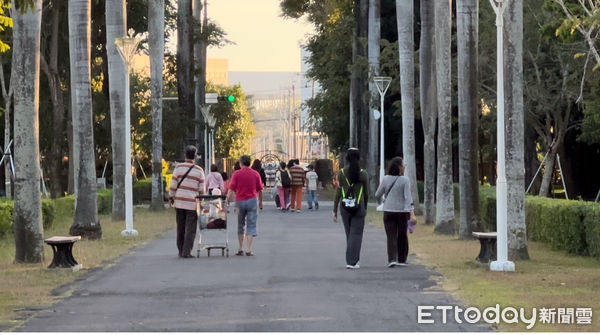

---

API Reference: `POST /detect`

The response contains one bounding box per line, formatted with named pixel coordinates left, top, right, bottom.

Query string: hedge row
left=416, top=181, right=460, bottom=209
left=478, top=186, right=600, bottom=260
left=0, top=189, right=113, bottom=236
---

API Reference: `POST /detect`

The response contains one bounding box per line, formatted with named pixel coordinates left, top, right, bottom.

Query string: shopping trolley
left=196, top=194, right=229, bottom=257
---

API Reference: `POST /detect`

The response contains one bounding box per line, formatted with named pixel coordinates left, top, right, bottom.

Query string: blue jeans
left=236, top=197, right=258, bottom=236
left=307, top=190, right=319, bottom=209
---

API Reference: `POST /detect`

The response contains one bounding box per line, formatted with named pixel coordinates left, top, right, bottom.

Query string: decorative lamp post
left=115, top=35, right=140, bottom=237
left=200, top=105, right=213, bottom=171
left=207, top=113, right=217, bottom=166
left=374, top=76, right=392, bottom=211
left=488, top=0, right=514, bottom=272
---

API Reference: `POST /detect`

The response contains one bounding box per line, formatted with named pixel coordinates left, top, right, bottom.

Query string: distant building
left=207, top=58, right=229, bottom=86
left=129, top=56, right=228, bottom=87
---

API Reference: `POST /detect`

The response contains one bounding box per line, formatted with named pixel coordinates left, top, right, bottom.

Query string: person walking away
left=169, top=145, right=205, bottom=258
left=333, top=148, right=369, bottom=269
left=289, top=159, right=306, bottom=213
left=226, top=161, right=241, bottom=204
left=229, top=155, right=263, bottom=256
left=205, top=164, right=224, bottom=195
left=251, top=159, right=267, bottom=210
left=305, top=164, right=319, bottom=210
left=275, top=161, right=291, bottom=211
left=375, top=157, right=416, bottom=267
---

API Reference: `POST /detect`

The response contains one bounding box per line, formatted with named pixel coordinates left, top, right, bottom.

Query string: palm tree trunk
left=149, top=0, right=165, bottom=211
left=349, top=0, right=360, bottom=148
left=503, top=0, right=529, bottom=260
left=419, top=0, right=437, bottom=225
left=193, top=0, right=207, bottom=164
left=396, top=0, right=421, bottom=214
left=367, top=0, right=379, bottom=194
left=11, top=0, right=45, bottom=263
left=457, top=0, right=481, bottom=238
left=0, top=55, right=13, bottom=199
left=177, top=0, right=194, bottom=149
left=434, top=0, right=455, bottom=235
left=41, top=1, right=66, bottom=199
left=538, top=144, right=558, bottom=197
left=68, top=0, right=101, bottom=239
left=105, top=0, right=127, bottom=220
left=356, top=0, right=369, bottom=164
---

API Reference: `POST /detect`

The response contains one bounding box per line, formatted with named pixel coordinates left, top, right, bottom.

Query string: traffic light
left=217, top=95, right=236, bottom=102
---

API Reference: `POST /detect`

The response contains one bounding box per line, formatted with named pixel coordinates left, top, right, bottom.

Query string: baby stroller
left=197, top=193, right=229, bottom=257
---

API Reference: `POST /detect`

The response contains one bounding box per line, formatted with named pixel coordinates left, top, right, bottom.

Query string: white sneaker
left=395, top=262, right=408, bottom=267
left=346, top=263, right=360, bottom=269
left=387, top=262, right=396, bottom=268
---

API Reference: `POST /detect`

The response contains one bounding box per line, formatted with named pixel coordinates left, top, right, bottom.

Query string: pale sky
left=205, top=0, right=314, bottom=72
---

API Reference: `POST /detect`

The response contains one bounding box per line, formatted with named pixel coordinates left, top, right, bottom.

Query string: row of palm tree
left=390, top=0, right=528, bottom=259
left=11, top=0, right=167, bottom=262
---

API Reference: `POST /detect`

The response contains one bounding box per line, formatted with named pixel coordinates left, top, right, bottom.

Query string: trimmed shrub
left=0, top=190, right=113, bottom=236
left=0, top=199, right=56, bottom=235
left=416, top=180, right=459, bottom=209
left=53, top=195, right=75, bottom=218
left=0, top=202, right=13, bottom=236
left=479, top=186, right=497, bottom=231
left=41, top=199, right=55, bottom=229
left=479, top=186, right=600, bottom=260
left=133, top=179, right=152, bottom=204
left=97, top=189, right=112, bottom=214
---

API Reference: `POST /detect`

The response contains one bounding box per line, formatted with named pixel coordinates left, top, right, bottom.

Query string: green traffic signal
left=227, top=95, right=235, bottom=102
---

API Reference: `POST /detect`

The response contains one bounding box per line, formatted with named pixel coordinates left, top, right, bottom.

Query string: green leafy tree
left=207, top=84, right=254, bottom=158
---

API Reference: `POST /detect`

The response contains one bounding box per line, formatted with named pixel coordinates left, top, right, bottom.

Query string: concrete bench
left=44, top=236, right=81, bottom=269
left=472, top=232, right=497, bottom=263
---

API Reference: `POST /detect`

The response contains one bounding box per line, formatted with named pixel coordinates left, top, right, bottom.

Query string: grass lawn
left=0, top=207, right=176, bottom=331
left=366, top=210, right=600, bottom=332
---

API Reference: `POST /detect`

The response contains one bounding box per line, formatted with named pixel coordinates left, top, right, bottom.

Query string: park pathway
left=17, top=202, right=487, bottom=332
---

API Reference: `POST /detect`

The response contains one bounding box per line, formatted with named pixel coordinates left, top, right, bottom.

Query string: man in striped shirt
left=169, top=146, right=205, bottom=258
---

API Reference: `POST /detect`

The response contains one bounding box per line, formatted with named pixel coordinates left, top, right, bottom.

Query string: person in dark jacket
left=251, top=159, right=267, bottom=210
left=333, top=148, right=369, bottom=269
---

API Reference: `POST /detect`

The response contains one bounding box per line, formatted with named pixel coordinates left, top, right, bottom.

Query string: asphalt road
left=17, top=202, right=488, bottom=332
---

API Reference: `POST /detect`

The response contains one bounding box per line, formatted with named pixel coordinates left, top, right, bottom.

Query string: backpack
left=340, top=169, right=363, bottom=214
left=280, top=170, right=291, bottom=188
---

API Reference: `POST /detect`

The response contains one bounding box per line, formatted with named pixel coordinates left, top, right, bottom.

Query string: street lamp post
left=374, top=76, right=392, bottom=181
left=115, top=36, right=140, bottom=237
left=488, top=0, right=515, bottom=272
left=200, top=105, right=214, bottom=170
left=208, top=114, right=217, bottom=166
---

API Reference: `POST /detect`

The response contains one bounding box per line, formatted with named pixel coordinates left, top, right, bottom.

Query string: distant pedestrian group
left=168, top=146, right=416, bottom=269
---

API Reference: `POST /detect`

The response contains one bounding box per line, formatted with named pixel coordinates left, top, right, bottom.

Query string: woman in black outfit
left=251, top=159, right=267, bottom=210
left=333, top=148, right=369, bottom=269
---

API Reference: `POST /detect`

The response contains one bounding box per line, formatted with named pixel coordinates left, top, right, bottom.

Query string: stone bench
left=44, top=236, right=81, bottom=269
left=472, top=232, right=497, bottom=263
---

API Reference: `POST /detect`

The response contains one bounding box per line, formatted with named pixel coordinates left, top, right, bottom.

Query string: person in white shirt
left=305, top=165, right=319, bottom=210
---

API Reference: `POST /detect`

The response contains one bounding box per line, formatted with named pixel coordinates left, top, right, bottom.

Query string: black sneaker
left=315, top=203, right=319, bottom=210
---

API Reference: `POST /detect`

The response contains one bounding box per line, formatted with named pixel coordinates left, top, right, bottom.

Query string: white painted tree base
left=121, top=229, right=139, bottom=237
left=490, top=260, right=515, bottom=272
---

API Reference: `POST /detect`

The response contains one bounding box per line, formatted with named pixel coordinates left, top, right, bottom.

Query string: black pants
left=383, top=211, right=409, bottom=263
left=340, top=207, right=366, bottom=266
left=176, top=208, right=198, bottom=256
